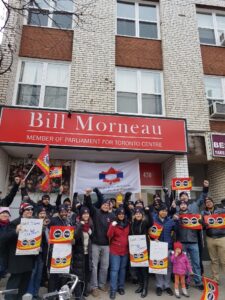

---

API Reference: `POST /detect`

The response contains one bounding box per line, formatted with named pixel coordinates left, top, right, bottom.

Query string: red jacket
left=107, top=222, right=130, bottom=256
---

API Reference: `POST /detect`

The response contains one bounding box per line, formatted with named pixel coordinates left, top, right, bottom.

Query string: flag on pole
left=200, top=277, right=219, bottom=300
left=50, top=167, right=62, bottom=178
left=40, top=175, right=50, bottom=191
left=35, top=145, right=50, bottom=175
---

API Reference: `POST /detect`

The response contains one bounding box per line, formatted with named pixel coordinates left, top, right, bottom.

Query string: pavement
left=0, top=262, right=224, bottom=300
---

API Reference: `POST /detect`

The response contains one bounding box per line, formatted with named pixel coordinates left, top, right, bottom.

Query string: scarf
left=0, top=219, right=9, bottom=226
left=82, top=222, right=90, bottom=233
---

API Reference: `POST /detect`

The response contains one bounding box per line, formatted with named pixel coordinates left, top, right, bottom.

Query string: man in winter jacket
left=84, top=189, right=115, bottom=297
left=201, top=196, right=225, bottom=284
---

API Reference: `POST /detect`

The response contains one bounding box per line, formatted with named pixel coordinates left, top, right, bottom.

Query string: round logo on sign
left=63, top=230, right=71, bottom=239
left=216, top=217, right=223, bottom=225
left=151, top=226, right=157, bottom=233
left=54, top=229, right=62, bottom=239
left=55, top=258, right=61, bottom=264
left=30, top=239, right=36, bottom=246
left=22, top=239, right=28, bottom=246
left=208, top=218, right=215, bottom=225
left=191, top=217, right=198, bottom=225
left=182, top=217, right=189, bottom=225
left=62, top=257, right=67, bottom=264
left=175, top=180, right=181, bottom=187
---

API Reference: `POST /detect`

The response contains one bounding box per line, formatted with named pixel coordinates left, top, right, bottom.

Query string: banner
left=180, top=214, right=202, bottom=230
left=35, top=145, right=50, bottom=175
left=200, top=277, right=219, bottom=300
left=148, top=222, right=163, bottom=239
left=149, top=241, right=168, bottom=275
left=128, top=235, right=148, bottom=267
left=50, top=244, right=72, bottom=274
left=172, top=177, right=192, bottom=190
left=204, top=214, right=225, bottom=229
left=49, top=226, right=74, bottom=244
left=74, top=159, right=141, bottom=194
left=16, top=218, right=43, bottom=255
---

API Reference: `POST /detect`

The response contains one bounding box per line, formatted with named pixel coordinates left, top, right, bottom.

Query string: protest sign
left=149, top=241, right=168, bottom=274
left=49, top=226, right=74, bottom=244
left=128, top=235, right=148, bottom=267
left=50, top=244, right=72, bottom=274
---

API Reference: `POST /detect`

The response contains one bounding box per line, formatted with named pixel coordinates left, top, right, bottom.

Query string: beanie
left=134, top=207, right=144, bottom=215
left=79, top=206, right=90, bottom=216
left=158, top=203, right=168, bottom=212
left=174, top=241, right=183, bottom=251
left=135, top=199, right=144, bottom=207
left=42, top=194, right=50, bottom=200
left=179, top=191, right=189, bottom=198
left=19, top=203, right=33, bottom=215
left=101, top=198, right=110, bottom=206
left=58, top=205, right=68, bottom=212
left=36, top=206, right=46, bottom=216
left=204, top=196, right=214, bottom=204
left=0, top=207, right=11, bottom=216
left=115, top=207, right=125, bottom=216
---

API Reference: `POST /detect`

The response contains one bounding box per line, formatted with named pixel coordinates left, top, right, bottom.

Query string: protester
left=0, top=177, right=22, bottom=207
left=201, top=196, right=225, bottom=284
left=107, top=207, right=130, bottom=299
left=171, top=242, right=193, bottom=298
left=0, top=207, right=11, bottom=280
left=83, top=189, right=115, bottom=297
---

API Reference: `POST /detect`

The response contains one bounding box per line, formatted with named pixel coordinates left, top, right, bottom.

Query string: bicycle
left=42, top=274, right=79, bottom=300
left=0, top=289, right=18, bottom=300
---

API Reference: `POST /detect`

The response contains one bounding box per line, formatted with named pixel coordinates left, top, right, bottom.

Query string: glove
left=124, top=192, right=132, bottom=202
left=88, top=229, right=92, bottom=235
left=112, top=221, right=117, bottom=226
left=80, top=221, right=85, bottom=225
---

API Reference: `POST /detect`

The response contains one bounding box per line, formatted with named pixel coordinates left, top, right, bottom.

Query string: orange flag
left=40, top=175, right=50, bottom=192
left=35, top=145, right=50, bottom=175
left=200, top=277, right=219, bottom=300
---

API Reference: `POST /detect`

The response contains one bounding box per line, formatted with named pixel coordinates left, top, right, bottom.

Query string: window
left=197, top=10, right=225, bottom=45
left=204, top=76, right=225, bottom=106
left=117, top=1, right=159, bottom=39
left=28, top=0, right=73, bottom=29
left=15, top=60, right=69, bottom=109
left=116, top=68, right=163, bottom=115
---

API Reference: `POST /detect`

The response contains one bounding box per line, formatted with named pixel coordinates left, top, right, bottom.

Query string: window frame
left=13, top=58, right=70, bottom=110
left=116, top=0, right=160, bottom=40
left=197, top=8, right=225, bottom=46
left=115, top=67, right=165, bottom=117
left=204, top=75, right=225, bottom=106
left=25, top=0, right=74, bottom=30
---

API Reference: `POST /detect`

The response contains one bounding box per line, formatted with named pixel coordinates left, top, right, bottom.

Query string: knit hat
left=115, top=207, right=125, bottom=216
left=158, top=203, right=168, bottom=212
left=19, top=203, right=33, bottom=215
left=101, top=198, right=110, bottom=206
left=0, top=207, right=11, bottom=216
left=36, top=206, right=46, bottom=216
left=42, top=194, right=50, bottom=200
left=134, top=207, right=144, bottom=215
left=79, top=206, right=90, bottom=216
left=58, top=205, right=68, bottom=212
left=174, top=241, right=183, bottom=251
left=135, top=199, right=144, bottom=207
left=179, top=191, right=189, bottom=198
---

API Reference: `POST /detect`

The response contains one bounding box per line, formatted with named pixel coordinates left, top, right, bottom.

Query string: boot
left=135, top=285, right=143, bottom=293
left=141, top=278, right=148, bottom=298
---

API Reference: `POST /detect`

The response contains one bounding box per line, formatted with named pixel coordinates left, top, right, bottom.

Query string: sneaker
left=174, top=289, right=180, bottom=298
left=156, top=287, right=162, bottom=296
left=165, top=288, right=173, bottom=296
left=91, top=289, right=100, bottom=297
left=23, top=293, right=33, bottom=300
left=99, top=285, right=108, bottom=292
left=182, top=287, right=190, bottom=297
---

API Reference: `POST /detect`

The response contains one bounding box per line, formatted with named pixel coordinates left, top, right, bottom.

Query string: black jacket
left=0, top=183, right=20, bottom=207
left=202, top=207, right=225, bottom=239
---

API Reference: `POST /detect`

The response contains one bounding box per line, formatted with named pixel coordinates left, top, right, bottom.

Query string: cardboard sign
left=149, top=241, right=168, bottom=274
left=148, top=222, right=163, bottom=239
left=204, top=214, right=225, bottom=229
left=128, top=235, right=148, bottom=267
left=50, top=244, right=72, bottom=274
left=172, top=178, right=192, bottom=190
left=180, top=214, right=202, bottom=230
left=16, top=218, right=43, bottom=255
left=49, top=226, right=74, bottom=244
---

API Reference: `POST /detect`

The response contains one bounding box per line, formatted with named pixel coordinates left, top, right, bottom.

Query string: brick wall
left=116, top=36, right=162, bottom=70
left=210, top=120, right=225, bottom=132
left=19, top=26, right=73, bottom=61
left=201, top=45, right=225, bottom=76
left=208, top=161, right=225, bottom=203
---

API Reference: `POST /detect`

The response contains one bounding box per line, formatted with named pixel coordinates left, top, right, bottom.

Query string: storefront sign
left=0, top=107, right=187, bottom=153
left=140, top=163, right=162, bottom=186
left=211, top=134, right=225, bottom=157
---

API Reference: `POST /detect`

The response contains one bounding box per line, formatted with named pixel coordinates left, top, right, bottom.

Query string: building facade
left=1, top=0, right=225, bottom=209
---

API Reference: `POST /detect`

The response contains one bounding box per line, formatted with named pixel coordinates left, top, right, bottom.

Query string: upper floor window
left=28, top=0, right=73, bottom=29
left=15, top=60, right=70, bottom=109
left=197, top=10, right=225, bottom=46
left=116, top=68, right=163, bottom=116
left=204, top=76, right=224, bottom=105
left=117, top=1, right=159, bottom=39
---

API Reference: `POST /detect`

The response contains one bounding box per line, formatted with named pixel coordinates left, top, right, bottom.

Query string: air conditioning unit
left=220, top=32, right=225, bottom=46
left=209, top=102, right=225, bottom=118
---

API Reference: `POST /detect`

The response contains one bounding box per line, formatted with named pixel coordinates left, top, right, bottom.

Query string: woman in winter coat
left=130, top=207, right=153, bottom=298
left=71, top=206, right=93, bottom=299
left=0, top=207, right=11, bottom=280
left=107, top=207, right=130, bottom=299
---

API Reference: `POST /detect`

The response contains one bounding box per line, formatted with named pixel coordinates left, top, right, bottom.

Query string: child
left=171, top=241, right=193, bottom=298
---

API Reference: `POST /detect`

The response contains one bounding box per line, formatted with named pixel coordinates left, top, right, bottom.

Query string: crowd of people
left=0, top=177, right=225, bottom=300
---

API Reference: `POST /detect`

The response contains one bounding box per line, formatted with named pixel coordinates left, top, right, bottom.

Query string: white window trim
left=204, top=75, right=225, bottom=105
left=13, top=58, right=70, bottom=110
left=116, top=0, right=161, bottom=40
left=115, top=67, right=165, bottom=117
left=24, top=0, right=75, bottom=30
left=197, top=8, right=225, bottom=46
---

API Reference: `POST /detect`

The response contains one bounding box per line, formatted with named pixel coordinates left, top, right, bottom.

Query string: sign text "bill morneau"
left=29, top=112, right=162, bottom=136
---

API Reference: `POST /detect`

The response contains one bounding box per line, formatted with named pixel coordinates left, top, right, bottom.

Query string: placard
left=50, top=244, right=72, bottom=274
left=204, top=214, right=225, bottom=229
left=16, top=218, right=43, bottom=255
left=179, top=214, right=202, bottom=230
left=148, top=222, right=163, bottom=239
left=128, top=235, right=148, bottom=267
left=172, top=178, right=192, bottom=190
left=49, top=226, right=74, bottom=244
left=149, top=241, right=168, bottom=274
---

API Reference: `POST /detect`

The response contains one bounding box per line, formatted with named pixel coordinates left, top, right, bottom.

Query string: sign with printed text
left=16, top=218, right=43, bottom=255
left=0, top=107, right=187, bottom=153
left=128, top=235, right=148, bottom=267
left=211, top=133, right=225, bottom=157
left=50, top=244, right=72, bottom=274
left=149, top=241, right=168, bottom=274
left=49, top=226, right=74, bottom=244
left=180, top=214, right=202, bottom=230
left=204, top=214, right=225, bottom=229
left=172, top=178, right=192, bottom=190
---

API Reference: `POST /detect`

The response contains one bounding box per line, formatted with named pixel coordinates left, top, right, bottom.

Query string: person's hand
left=173, top=214, right=179, bottom=220
left=19, top=179, right=26, bottom=188
left=85, top=188, right=92, bottom=196
left=16, top=224, right=22, bottom=233
left=80, top=221, right=85, bottom=225
left=76, top=202, right=81, bottom=208
left=175, top=248, right=181, bottom=256
left=88, top=229, right=92, bottom=235
left=145, top=206, right=149, bottom=211
left=171, top=200, right=176, bottom=208
left=112, top=221, right=117, bottom=226
left=59, top=185, right=64, bottom=194
left=203, top=180, right=209, bottom=187
left=15, top=176, right=21, bottom=185
left=43, top=218, right=50, bottom=226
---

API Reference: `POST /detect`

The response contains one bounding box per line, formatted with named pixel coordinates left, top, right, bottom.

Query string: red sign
left=172, top=177, right=192, bottom=190
left=204, top=214, right=225, bottom=229
left=49, top=226, right=74, bottom=244
left=0, top=107, right=187, bottom=152
left=179, top=214, right=202, bottom=230
left=140, top=163, right=162, bottom=186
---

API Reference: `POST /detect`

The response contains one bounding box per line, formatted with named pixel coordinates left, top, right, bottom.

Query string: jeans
left=109, top=254, right=128, bottom=292
left=90, top=244, right=109, bottom=289
left=182, top=243, right=202, bottom=285
left=27, top=255, right=44, bottom=296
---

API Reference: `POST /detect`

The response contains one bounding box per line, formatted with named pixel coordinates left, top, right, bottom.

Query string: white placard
left=128, top=235, right=148, bottom=267
left=50, top=244, right=72, bottom=274
left=149, top=241, right=168, bottom=274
